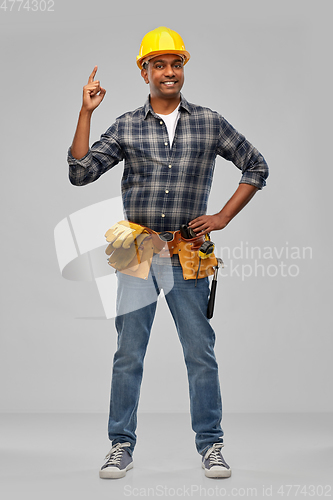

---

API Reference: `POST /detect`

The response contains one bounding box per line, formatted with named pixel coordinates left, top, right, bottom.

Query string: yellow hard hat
left=137, top=26, right=190, bottom=69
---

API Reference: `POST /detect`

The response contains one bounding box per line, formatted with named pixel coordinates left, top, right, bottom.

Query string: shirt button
left=161, top=213, right=165, bottom=218
left=164, top=142, right=168, bottom=146
left=165, top=190, right=169, bottom=193
left=168, top=164, right=172, bottom=168
left=160, top=121, right=163, bottom=125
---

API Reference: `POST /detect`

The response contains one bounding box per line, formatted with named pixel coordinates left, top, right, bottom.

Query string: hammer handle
left=207, top=279, right=217, bottom=319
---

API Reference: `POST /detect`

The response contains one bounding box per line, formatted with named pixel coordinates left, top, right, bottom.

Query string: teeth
left=163, top=82, right=176, bottom=85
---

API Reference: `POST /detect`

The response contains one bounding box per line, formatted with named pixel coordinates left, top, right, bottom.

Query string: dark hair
left=142, top=62, right=148, bottom=70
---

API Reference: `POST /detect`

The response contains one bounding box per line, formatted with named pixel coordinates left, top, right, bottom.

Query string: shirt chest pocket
left=177, top=143, right=215, bottom=177
left=178, top=132, right=216, bottom=157
left=126, top=158, right=164, bottom=180
left=125, top=140, right=162, bottom=177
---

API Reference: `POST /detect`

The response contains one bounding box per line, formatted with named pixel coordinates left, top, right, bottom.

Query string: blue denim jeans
left=108, top=258, right=224, bottom=456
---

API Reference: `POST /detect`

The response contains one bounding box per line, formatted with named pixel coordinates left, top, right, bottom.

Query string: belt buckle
left=158, top=231, right=174, bottom=242
left=157, top=231, right=175, bottom=258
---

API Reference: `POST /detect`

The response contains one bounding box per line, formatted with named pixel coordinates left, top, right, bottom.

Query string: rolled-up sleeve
left=67, top=121, right=124, bottom=186
left=216, top=115, right=268, bottom=189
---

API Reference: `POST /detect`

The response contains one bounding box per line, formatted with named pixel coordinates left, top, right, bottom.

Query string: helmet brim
left=137, top=49, right=190, bottom=70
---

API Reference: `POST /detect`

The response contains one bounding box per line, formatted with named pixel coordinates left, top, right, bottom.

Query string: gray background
left=1, top=0, right=332, bottom=417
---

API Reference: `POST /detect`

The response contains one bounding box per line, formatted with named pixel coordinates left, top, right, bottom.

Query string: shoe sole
left=202, top=462, right=232, bottom=478
left=99, top=462, right=133, bottom=479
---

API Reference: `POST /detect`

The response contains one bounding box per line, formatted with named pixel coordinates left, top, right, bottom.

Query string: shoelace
left=204, top=443, right=225, bottom=466
left=104, top=442, right=131, bottom=466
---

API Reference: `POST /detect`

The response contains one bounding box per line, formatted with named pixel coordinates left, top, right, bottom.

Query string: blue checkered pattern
left=68, top=94, right=268, bottom=232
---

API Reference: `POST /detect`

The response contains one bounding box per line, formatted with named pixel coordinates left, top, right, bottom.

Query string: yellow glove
left=107, top=233, right=151, bottom=271
left=105, top=220, right=148, bottom=249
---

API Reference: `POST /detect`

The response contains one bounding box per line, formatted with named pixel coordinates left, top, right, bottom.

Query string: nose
left=164, top=64, right=175, bottom=77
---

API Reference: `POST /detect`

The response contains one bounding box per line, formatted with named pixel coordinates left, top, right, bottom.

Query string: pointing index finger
left=88, top=65, right=98, bottom=83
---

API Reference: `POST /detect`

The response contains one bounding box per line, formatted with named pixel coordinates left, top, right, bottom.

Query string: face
left=141, top=54, right=185, bottom=100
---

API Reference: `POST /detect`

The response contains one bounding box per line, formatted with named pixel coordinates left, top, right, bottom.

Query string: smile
left=161, top=81, right=177, bottom=86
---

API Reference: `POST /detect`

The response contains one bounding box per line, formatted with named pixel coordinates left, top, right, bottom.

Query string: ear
left=141, top=68, right=149, bottom=84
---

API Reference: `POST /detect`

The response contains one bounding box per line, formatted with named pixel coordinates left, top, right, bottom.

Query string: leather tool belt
left=105, top=221, right=217, bottom=281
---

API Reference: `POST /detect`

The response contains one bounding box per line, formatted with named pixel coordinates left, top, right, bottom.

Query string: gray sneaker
left=99, top=442, right=133, bottom=479
left=202, top=443, right=231, bottom=478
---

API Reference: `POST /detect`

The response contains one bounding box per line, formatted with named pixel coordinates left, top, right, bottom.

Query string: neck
left=150, top=94, right=181, bottom=115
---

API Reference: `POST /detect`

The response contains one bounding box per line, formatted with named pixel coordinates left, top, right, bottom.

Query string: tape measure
left=198, top=235, right=215, bottom=259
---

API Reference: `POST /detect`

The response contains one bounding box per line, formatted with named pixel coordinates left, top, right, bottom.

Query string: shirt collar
left=143, top=93, right=192, bottom=119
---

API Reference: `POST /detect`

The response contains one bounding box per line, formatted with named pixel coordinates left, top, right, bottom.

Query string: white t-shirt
left=156, top=104, right=180, bottom=147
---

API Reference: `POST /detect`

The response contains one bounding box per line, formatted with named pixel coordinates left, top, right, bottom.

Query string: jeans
left=108, top=258, right=224, bottom=456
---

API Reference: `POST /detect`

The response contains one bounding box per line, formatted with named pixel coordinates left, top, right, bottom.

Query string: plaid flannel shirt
left=68, top=94, right=268, bottom=232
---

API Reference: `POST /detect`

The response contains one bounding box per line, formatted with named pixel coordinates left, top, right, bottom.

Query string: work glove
left=106, top=233, right=151, bottom=271
left=105, top=221, right=152, bottom=271
left=105, top=220, right=148, bottom=249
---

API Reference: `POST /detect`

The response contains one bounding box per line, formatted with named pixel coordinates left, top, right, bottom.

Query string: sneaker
left=99, top=442, right=133, bottom=479
left=201, top=443, right=231, bottom=478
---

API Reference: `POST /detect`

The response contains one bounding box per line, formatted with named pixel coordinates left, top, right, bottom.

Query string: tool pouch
left=175, top=233, right=217, bottom=280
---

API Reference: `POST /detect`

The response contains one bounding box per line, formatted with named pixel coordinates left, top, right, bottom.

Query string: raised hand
left=82, top=66, right=106, bottom=113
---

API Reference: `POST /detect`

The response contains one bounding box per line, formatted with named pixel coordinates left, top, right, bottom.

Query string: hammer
left=207, top=257, right=223, bottom=319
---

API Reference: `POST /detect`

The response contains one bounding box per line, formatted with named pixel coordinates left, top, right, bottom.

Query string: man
left=67, top=26, right=268, bottom=479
